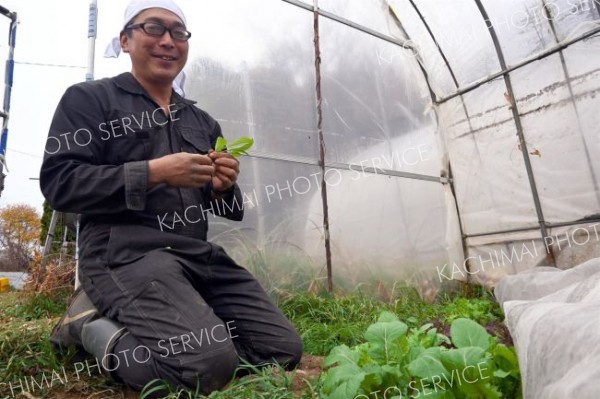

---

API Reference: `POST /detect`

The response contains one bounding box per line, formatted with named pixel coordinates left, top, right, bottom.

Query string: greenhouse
left=195, top=2, right=600, bottom=395
left=0, top=0, right=599, bottom=398
left=187, top=0, right=600, bottom=292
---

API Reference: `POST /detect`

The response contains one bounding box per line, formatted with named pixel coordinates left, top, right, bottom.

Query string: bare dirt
left=290, top=354, right=324, bottom=396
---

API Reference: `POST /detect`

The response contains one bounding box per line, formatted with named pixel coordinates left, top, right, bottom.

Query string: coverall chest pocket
left=105, top=129, right=152, bottom=164
left=177, top=126, right=212, bottom=155
left=102, top=111, right=153, bottom=164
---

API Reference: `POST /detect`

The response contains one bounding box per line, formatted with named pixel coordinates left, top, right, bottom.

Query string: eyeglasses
left=126, top=22, right=192, bottom=41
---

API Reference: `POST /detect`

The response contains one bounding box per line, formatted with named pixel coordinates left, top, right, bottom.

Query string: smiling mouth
left=155, top=55, right=177, bottom=61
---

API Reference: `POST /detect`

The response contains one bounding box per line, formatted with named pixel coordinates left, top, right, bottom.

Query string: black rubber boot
left=81, top=318, right=129, bottom=382
left=49, top=287, right=99, bottom=362
left=81, top=318, right=127, bottom=365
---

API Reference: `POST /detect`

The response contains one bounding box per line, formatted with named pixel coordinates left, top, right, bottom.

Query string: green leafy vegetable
left=319, top=313, right=522, bottom=399
left=215, top=136, right=227, bottom=152
left=214, top=136, right=254, bottom=158
left=450, top=318, right=491, bottom=351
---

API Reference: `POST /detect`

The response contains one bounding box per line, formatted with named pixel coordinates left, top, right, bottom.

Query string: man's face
left=120, top=8, right=189, bottom=86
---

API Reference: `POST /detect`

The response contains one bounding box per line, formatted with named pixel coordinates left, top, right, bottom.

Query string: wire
left=14, top=60, right=86, bottom=69
left=6, top=147, right=42, bottom=159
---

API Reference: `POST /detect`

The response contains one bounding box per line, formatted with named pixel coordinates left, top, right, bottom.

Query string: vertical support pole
left=0, top=7, right=17, bottom=197
left=74, top=216, right=81, bottom=289
left=391, top=2, right=474, bottom=278
left=41, top=211, right=60, bottom=270
left=312, top=1, right=333, bottom=292
left=86, top=0, right=98, bottom=82
left=474, top=0, right=555, bottom=266
left=541, top=0, right=600, bottom=207
left=76, top=0, right=97, bottom=288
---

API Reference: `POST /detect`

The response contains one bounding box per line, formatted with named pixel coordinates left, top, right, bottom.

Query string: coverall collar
left=113, top=72, right=197, bottom=107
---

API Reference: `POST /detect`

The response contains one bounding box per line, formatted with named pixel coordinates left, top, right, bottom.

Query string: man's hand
left=208, top=150, right=240, bottom=194
left=148, top=153, right=214, bottom=188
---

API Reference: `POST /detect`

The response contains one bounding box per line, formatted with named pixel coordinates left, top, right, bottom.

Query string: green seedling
left=214, top=136, right=254, bottom=158
left=319, top=313, right=522, bottom=399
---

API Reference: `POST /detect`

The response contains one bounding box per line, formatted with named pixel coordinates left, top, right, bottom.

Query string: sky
left=0, top=0, right=282, bottom=213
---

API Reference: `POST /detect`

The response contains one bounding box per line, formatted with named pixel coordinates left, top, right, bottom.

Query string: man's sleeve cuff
left=124, top=161, right=148, bottom=211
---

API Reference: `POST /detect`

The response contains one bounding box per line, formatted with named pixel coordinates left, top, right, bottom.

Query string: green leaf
left=227, top=137, right=254, bottom=151
left=415, top=386, right=457, bottom=399
left=494, top=369, right=511, bottom=378
left=492, top=343, right=520, bottom=377
left=435, top=333, right=452, bottom=347
left=407, top=347, right=449, bottom=380
left=323, top=344, right=360, bottom=368
left=408, top=344, right=425, bottom=362
left=439, top=348, right=498, bottom=398
left=360, top=370, right=383, bottom=393
left=365, top=321, right=408, bottom=346
left=380, top=364, right=407, bottom=386
left=321, top=364, right=366, bottom=399
left=450, top=318, right=491, bottom=351
left=462, top=381, right=502, bottom=399
left=439, top=347, right=487, bottom=372
left=215, top=136, right=227, bottom=152
left=213, top=136, right=254, bottom=158
left=227, top=137, right=254, bottom=158
left=364, top=313, right=408, bottom=363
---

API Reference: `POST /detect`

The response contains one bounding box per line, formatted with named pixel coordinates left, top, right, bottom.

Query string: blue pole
left=0, top=8, right=17, bottom=197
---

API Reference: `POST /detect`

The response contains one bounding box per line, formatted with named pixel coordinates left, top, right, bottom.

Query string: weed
left=0, top=285, right=516, bottom=399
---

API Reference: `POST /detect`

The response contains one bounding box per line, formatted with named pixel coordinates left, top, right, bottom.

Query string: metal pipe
left=247, top=151, right=446, bottom=183
left=41, top=210, right=60, bottom=270
left=465, top=217, right=600, bottom=239
left=0, top=6, right=13, bottom=20
left=280, top=0, right=417, bottom=52
left=541, top=0, right=600, bottom=206
left=282, top=0, right=600, bottom=108
left=74, top=216, right=81, bottom=290
left=0, top=8, right=17, bottom=198
left=473, top=0, right=554, bottom=265
left=401, top=0, right=490, bottom=277
left=438, top=23, right=600, bottom=104
left=465, top=225, right=543, bottom=239
left=86, top=0, right=98, bottom=81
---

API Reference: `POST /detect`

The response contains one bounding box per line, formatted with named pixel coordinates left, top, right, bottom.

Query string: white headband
left=122, top=0, right=187, bottom=29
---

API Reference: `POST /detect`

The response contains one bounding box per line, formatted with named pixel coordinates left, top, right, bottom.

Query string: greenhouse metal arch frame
left=275, top=0, right=600, bottom=282
left=198, top=0, right=600, bottom=291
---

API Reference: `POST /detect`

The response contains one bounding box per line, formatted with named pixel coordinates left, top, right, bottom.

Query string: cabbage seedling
left=214, top=136, right=254, bottom=158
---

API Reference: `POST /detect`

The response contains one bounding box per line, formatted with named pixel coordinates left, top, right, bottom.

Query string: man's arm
left=40, top=84, right=215, bottom=215
left=40, top=84, right=150, bottom=214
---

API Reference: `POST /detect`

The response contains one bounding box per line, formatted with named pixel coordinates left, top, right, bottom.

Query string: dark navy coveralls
left=40, top=72, right=303, bottom=393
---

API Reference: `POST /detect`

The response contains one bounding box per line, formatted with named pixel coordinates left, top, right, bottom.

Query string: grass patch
left=3, top=289, right=71, bottom=320
left=278, top=285, right=505, bottom=355
left=0, top=285, right=512, bottom=398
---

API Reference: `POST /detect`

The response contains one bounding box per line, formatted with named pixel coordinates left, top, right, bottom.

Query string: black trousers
left=79, top=225, right=303, bottom=394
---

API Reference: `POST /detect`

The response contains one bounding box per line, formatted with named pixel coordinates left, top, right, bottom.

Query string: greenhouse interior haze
left=182, top=0, right=600, bottom=296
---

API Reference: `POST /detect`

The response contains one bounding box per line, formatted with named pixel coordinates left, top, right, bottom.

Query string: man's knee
left=281, top=331, right=303, bottom=370
left=178, top=345, right=240, bottom=394
left=247, top=329, right=303, bottom=371
left=111, top=337, right=240, bottom=395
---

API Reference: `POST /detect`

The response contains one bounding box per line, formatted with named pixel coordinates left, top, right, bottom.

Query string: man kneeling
left=40, top=0, right=302, bottom=394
